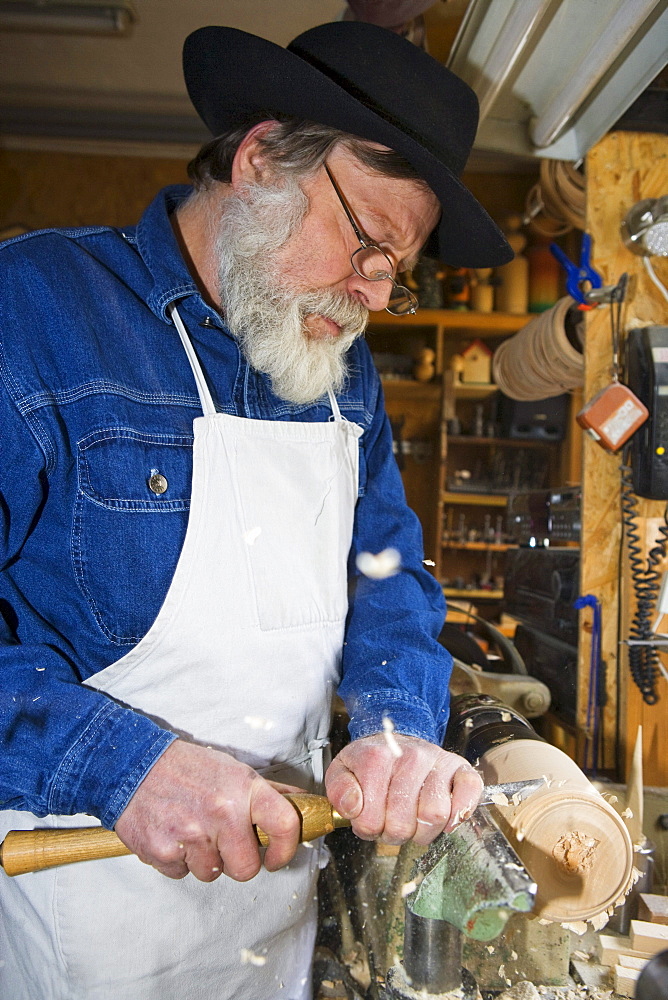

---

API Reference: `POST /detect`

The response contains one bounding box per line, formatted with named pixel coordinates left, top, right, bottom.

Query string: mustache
left=292, top=289, right=369, bottom=338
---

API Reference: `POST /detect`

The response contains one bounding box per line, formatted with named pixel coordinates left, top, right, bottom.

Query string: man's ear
left=230, top=120, right=279, bottom=189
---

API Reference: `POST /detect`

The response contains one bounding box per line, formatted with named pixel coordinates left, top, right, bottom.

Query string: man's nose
left=347, top=272, right=393, bottom=313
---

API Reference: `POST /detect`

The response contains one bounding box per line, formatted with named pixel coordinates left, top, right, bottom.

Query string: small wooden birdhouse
left=460, top=339, right=492, bottom=384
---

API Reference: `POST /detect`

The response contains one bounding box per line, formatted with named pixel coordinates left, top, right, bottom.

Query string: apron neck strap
left=169, top=302, right=344, bottom=423
left=168, top=303, right=217, bottom=417
left=327, top=389, right=343, bottom=422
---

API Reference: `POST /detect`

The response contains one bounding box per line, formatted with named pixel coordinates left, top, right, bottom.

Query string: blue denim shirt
left=0, top=185, right=452, bottom=829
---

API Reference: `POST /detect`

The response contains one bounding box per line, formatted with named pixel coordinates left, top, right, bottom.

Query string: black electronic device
left=512, top=624, right=578, bottom=726
left=507, top=487, right=581, bottom=545
left=503, top=546, right=580, bottom=645
left=504, top=547, right=581, bottom=728
left=506, top=490, right=550, bottom=544
left=497, top=392, right=569, bottom=441
left=548, top=487, right=582, bottom=543
left=625, top=325, right=668, bottom=500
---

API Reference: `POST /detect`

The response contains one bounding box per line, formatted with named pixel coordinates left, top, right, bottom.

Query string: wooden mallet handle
left=0, top=793, right=349, bottom=876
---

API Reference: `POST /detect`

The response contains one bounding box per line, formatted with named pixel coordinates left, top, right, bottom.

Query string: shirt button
left=148, top=473, right=168, bottom=495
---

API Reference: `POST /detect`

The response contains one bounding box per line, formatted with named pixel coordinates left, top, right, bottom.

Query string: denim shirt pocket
left=74, top=427, right=193, bottom=645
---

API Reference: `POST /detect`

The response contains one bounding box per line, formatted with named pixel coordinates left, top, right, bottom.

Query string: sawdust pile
left=552, top=832, right=600, bottom=874
left=496, top=982, right=612, bottom=1000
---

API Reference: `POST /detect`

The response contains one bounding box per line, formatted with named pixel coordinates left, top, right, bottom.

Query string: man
left=0, top=21, right=512, bottom=1000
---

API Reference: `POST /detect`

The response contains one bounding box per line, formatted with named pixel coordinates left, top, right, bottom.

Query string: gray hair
left=187, top=116, right=427, bottom=189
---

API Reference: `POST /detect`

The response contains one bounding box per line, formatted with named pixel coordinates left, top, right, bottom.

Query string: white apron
left=0, top=305, right=362, bottom=1000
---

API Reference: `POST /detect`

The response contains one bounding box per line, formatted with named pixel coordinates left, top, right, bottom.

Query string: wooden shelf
left=368, top=306, right=572, bottom=594
left=443, top=588, right=504, bottom=600
left=369, top=309, right=533, bottom=334
left=441, top=541, right=517, bottom=552
left=450, top=381, right=498, bottom=400
left=441, top=491, right=509, bottom=507
left=381, top=379, right=441, bottom=402
left=447, top=435, right=556, bottom=448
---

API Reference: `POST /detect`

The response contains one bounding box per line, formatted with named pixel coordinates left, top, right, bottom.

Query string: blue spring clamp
left=550, top=233, right=604, bottom=307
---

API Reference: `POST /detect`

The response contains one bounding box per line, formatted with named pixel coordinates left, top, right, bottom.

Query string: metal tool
left=478, top=778, right=545, bottom=806
left=0, top=780, right=544, bottom=877
left=384, top=806, right=538, bottom=999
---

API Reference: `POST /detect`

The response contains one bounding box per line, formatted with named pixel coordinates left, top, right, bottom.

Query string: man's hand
left=114, top=739, right=302, bottom=882
left=325, top=734, right=483, bottom=847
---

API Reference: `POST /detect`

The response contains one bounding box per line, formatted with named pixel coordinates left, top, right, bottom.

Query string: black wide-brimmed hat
left=183, top=22, right=513, bottom=267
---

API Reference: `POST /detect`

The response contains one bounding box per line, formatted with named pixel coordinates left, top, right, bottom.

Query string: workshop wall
left=0, top=146, right=536, bottom=235
left=0, top=148, right=189, bottom=232
left=580, top=130, right=668, bottom=786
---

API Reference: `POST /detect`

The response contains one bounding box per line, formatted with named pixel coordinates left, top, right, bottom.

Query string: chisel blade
left=480, top=778, right=546, bottom=806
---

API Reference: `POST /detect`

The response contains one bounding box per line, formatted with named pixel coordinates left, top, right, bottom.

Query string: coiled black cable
left=621, top=451, right=668, bottom=704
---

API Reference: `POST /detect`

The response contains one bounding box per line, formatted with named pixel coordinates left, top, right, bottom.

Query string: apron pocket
left=233, top=434, right=353, bottom=631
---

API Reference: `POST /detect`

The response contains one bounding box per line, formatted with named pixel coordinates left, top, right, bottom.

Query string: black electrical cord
left=621, top=448, right=668, bottom=704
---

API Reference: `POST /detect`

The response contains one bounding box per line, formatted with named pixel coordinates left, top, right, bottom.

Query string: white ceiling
left=1, top=0, right=663, bottom=167
left=0, top=0, right=345, bottom=145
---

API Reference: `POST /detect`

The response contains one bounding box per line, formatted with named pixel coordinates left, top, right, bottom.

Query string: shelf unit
left=367, top=309, right=567, bottom=600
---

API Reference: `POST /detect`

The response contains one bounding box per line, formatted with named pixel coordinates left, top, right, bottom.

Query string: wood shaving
left=240, top=948, right=267, bottom=966
left=561, top=920, right=588, bottom=935
left=496, top=985, right=540, bottom=1000
left=501, top=711, right=512, bottom=721
left=244, top=715, right=274, bottom=731
left=401, top=874, right=424, bottom=898
left=491, top=792, right=510, bottom=806
left=381, top=715, right=403, bottom=758
left=621, top=807, right=633, bottom=819
left=355, top=548, right=401, bottom=580
left=486, top=945, right=495, bottom=954
left=512, top=791, right=524, bottom=805
left=516, top=829, right=526, bottom=842
left=589, top=910, right=609, bottom=931
left=464, top=717, right=474, bottom=728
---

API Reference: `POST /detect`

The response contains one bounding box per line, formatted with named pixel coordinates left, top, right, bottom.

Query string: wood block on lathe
left=614, top=963, right=642, bottom=998
left=638, top=892, right=668, bottom=925
left=630, top=918, right=668, bottom=955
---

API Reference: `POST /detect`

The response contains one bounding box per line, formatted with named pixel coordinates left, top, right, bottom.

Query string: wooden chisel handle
left=0, top=793, right=349, bottom=876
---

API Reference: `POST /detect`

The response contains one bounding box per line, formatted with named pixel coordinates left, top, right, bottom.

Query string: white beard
left=214, top=178, right=368, bottom=405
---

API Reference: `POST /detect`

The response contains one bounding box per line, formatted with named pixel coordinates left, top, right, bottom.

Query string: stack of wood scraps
left=598, top=896, right=668, bottom=997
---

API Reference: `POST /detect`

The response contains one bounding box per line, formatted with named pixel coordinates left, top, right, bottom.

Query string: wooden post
left=582, top=131, right=668, bottom=783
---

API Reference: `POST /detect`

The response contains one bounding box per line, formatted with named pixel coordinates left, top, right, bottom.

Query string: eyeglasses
left=324, top=164, right=419, bottom=316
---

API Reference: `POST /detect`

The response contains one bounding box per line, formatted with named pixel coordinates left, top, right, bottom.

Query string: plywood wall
left=0, top=148, right=189, bottom=232
left=581, top=131, right=668, bottom=785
